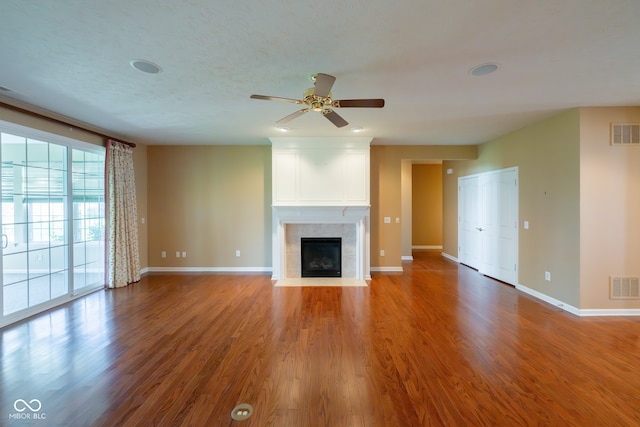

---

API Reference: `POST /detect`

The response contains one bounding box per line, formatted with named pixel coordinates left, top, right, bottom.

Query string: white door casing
left=458, top=175, right=481, bottom=269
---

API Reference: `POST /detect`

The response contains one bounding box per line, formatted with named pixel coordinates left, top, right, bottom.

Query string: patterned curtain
left=106, top=140, right=140, bottom=288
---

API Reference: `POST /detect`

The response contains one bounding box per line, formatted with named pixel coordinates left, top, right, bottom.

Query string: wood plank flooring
left=1, top=250, right=639, bottom=426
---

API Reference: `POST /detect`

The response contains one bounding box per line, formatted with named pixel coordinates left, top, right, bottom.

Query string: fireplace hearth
left=301, top=237, right=342, bottom=278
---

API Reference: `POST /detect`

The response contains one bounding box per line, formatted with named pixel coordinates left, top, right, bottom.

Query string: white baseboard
left=412, top=245, right=443, bottom=250
left=146, top=266, right=272, bottom=274
left=441, top=252, right=458, bottom=263
left=370, top=266, right=403, bottom=273
left=577, top=309, right=640, bottom=316
left=516, top=284, right=640, bottom=316
left=516, top=284, right=580, bottom=315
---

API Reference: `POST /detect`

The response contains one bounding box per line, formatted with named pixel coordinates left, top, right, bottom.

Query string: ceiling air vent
left=611, top=123, right=640, bottom=145
left=610, top=276, right=640, bottom=299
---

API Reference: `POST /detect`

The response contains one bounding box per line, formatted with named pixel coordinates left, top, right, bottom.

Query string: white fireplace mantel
left=271, top=206, right=370, bottom=281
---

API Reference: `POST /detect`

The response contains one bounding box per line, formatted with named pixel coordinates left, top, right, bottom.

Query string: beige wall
left=145, top=144, right=475, bottom=271
left=412, top=164, right=443, bottom=247
left=400, top=160, right=412, bottom=258
left=146, top=145, right=272, bottom=268
left=579, top=107, right=640, bottom=309
left=370, top=145, right=477, bottom=268
left=8, top=101, right=638, bottom=310
left=443, top=106, right=640, bottom=310
left=444, top=109, right=581, bottom=308
left=133, top=144, right=148, bottom=270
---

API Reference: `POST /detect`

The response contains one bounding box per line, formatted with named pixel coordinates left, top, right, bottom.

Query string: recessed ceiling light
left=276, top=126, right=290, bottom=132
left=470, top=63, right=499, bottom=77
left=130, top=59, right=162, bottom=74
left=351, top=126, right=363, bottom=132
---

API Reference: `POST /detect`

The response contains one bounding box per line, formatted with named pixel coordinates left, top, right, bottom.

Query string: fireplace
left=270, top=137, right=372, bottom=283
left=301, top=237, right=341, bottom=277
left=271, top=206, right=370, bottom=281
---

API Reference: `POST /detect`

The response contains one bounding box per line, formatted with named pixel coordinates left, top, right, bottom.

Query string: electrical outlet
left=236, top=250, right=241, bottom=257
left=380, top=250, right=385, bottom=256
left=161, top=251, right=166, bottom=258
left=545, top=271, right=551, bottom=281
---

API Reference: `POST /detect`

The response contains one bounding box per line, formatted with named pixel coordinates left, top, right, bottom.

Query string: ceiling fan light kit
left=250, top=73, right=384, bottom=128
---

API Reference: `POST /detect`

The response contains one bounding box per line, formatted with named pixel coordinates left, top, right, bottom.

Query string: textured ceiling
left=1, top=0, right=639, bottom=146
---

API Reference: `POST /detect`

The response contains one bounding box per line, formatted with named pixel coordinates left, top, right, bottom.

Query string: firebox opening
left=301, top=237, right=342, bottom=278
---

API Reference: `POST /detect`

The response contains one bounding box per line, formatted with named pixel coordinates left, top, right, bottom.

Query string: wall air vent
left=610, top=276, right=640, bottom=299
left=611, top=123, right=640, bottom=145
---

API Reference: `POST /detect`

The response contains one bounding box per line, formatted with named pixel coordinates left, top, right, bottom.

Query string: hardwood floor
left=1, top=250, right=639, bottom=426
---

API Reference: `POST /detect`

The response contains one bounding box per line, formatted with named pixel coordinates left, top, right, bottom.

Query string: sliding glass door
left=1, top=124, right=105, bottom=326
left=72, top=149, right=106, bottom=294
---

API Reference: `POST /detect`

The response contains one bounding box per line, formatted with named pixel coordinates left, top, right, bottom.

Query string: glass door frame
left=0, top=120, right=106, bottom=328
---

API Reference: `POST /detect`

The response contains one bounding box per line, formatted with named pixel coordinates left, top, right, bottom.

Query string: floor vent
left=610, top=276, right=640, bottom=299
left=611, top=123, right=640, bottom=145
left=231, top=403, right=253, bottom=421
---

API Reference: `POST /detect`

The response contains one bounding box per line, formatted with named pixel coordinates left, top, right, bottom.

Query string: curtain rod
left=0, top=101, right=136, bottom=148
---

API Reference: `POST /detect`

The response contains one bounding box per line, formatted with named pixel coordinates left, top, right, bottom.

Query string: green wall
left=443, top=109, right=581, bottom=307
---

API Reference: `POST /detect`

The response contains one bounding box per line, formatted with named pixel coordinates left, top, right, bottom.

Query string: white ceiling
left=1, top=0, right=639, bottom=146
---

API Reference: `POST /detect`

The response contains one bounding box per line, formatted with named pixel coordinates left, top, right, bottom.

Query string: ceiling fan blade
left=250, top=94, right=302, bottom=104
left=322, top=109, right=348, bottom=128
left=332, top=99, right=385, bottom=108
left=313, top=73, right=336, bottom=98
left=277, top=108, right=309, bottom=124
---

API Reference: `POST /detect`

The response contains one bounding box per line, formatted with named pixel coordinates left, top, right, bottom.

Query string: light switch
left=384, top=217, right=391, bottom=224
left=524, top=221, right=529, bottom=229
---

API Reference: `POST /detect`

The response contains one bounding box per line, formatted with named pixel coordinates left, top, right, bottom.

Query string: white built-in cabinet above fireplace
left=270, top=137, right=372, bottom=206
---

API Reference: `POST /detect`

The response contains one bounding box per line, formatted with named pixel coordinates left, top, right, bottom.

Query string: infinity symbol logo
left=14, top=399, right=42, bottom=412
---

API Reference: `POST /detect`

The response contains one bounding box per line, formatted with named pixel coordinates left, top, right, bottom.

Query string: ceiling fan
left=250, top=73, right=384, bottom=128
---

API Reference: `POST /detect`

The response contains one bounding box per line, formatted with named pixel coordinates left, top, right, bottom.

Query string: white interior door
left=458, top=168, right=518, bottom=285
left=479, top=169, right=518, bottom=284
